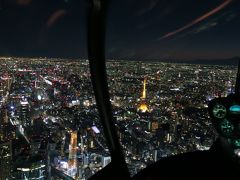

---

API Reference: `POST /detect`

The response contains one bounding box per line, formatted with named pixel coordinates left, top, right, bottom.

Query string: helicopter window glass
left=0, top=1, right=110, bottom=179
left=105, top=0, right=240, bottom=176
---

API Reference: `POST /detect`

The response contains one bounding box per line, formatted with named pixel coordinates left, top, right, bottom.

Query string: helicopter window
left=105, top=0, right=240, bottom=176
left=0, top=1, right=110, bottom=179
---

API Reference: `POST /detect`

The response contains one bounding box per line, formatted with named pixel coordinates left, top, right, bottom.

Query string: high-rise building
left=19, top=99, right=30, bottom=126
left=12, top=159, right=46, bottom=180
left=148, top=120, right=159, bottom=132
left=154, top=150, right=158, bottom=162
left=102, top=156, right=111, bottom=168
left=83, top=153, right=89, bottom=167
left=68, top=131, right=77, bottom=177
left=0, top=141, right=12, bottom=180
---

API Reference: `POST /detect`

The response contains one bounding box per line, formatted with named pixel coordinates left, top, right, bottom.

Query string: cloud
left=136, top=0, right=160, bottom=16
left=193, top=22, right=218, bottom=34
left=158, top=0, right=233, bottom=40
left=47, top=10, right=67, bottom=28
left=225, top=12, right=237, bottom=22
left=193, top=10, right=237, bottom=33
left=186, top=10, right=237, bottom=36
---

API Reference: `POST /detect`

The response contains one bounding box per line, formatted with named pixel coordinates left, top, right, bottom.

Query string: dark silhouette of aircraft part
left=87, top=0, right=130, bottom=179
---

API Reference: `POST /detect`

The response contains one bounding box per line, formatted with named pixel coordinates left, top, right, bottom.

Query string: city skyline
left=0, top=56, right=237, bottom=178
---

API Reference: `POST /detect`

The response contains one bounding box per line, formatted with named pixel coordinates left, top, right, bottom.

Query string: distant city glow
left=0, top=57, right=237, bottom=178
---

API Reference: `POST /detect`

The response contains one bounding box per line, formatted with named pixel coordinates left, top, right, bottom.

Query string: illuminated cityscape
left=0, top=57, right=110, bottom=179
left=0, top=57, right=237, bottom=179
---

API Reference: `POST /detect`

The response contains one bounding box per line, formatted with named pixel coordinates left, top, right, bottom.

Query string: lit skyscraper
left=0, top=141, right=12, bottom=180
left=68, top=131, right=78, bottom=178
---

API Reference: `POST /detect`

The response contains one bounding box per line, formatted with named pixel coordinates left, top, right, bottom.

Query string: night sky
left=0, top=0, right=240, bottom=60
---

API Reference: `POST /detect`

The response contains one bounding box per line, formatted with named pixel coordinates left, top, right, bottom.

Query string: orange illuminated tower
left=137, top=77, right=149, bottom=113
left=142, top=77, right=147, bottom=99
left=68, top=131, right=77, bottom=171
